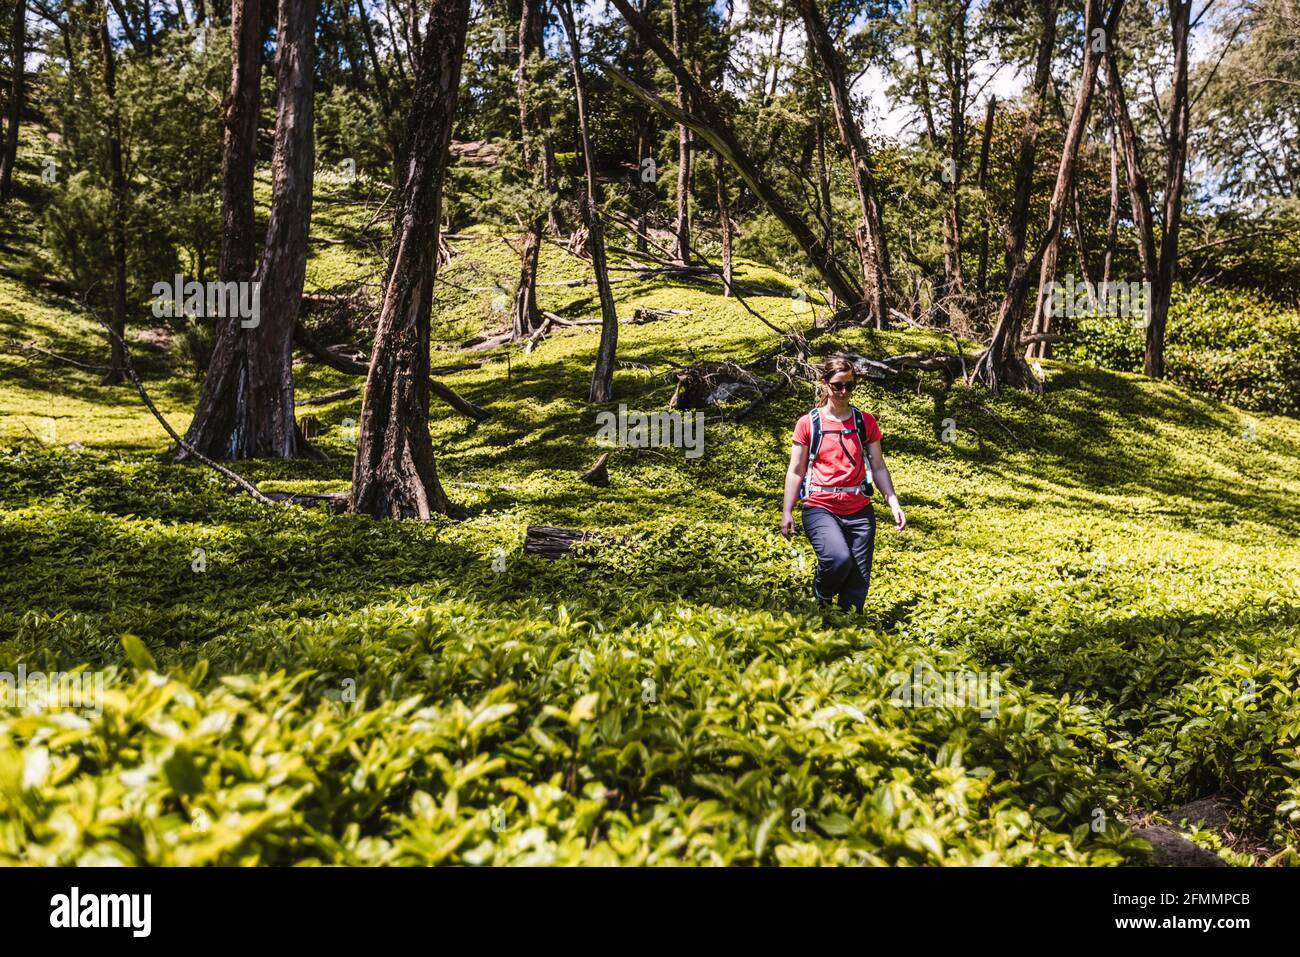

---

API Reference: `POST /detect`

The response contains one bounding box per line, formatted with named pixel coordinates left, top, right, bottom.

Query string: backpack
left=800, top=406, right=874, bottom=500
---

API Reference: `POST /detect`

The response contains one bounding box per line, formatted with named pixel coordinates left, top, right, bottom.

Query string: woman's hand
left=888, top=497, right=907, bottom=531
left=780, top=511, right=795, bottom=539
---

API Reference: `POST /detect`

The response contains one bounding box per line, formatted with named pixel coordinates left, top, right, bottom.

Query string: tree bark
left=974, top=94, right=996, bottom=295
left=219, top=0, right=262, bottom=286
left=632, top=0, right=653, bottom=253
left=181, top=0, right=319, bottom=458
left=350, top=0, right=470, bottom=519
left=1148, top=0, right=1192, bottom=379
left=557, top=0, right=619, bottom=403
left=1102, top=112, right=1119, bottom=291
left=510, top=0, right=549, bottom=339
left=670, top=0, right=692, bottom=264
left=814, top=104, right=835, bottom=311
left=796, top=0, right=893, bottom=327
left=716, top=151, right=733, bottom=296
left=967, top=0, right=1059, bottom=390
left=0, top=0, right=25, bottom=202
left=95, top=0, right=131, bottom=386
left=1105, top=47, right=1157, bottom=284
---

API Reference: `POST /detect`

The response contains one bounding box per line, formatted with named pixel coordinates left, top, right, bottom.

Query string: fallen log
left=665, top=360, right=777, bottom=410
left=463, top=329, right=514, bottom=351
left=628, top=307, right=689, bottom=323
left=524, top=525, right=601, bottom=561
left=429, top=360, right=487, bottom=375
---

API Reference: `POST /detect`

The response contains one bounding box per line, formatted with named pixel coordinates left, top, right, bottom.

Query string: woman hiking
left=780, top=355, right=906, bottom=611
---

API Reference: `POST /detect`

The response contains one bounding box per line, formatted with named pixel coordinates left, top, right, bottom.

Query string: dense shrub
left=1061, top=285, right=1300, bottom=415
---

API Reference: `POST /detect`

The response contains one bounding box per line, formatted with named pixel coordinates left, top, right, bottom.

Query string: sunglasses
left=827, top=380, right=857, bottom=393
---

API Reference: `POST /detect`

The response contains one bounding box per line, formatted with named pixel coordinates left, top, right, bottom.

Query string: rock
left=1170, top=795, right=1232, bottom=832
left=1133, top=824, right=1227, bottom=867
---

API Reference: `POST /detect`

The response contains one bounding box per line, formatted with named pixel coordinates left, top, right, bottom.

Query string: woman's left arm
left=868, top=441, right=907, bottom=531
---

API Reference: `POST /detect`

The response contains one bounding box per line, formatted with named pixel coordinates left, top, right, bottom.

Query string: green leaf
left=121, top=633, right=158, bottom=673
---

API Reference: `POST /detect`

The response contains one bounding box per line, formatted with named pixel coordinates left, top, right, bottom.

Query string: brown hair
left=813, top=354, right=858, bottom=406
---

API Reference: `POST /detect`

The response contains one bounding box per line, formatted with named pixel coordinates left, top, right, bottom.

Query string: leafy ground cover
left=2, top=171, right=1299, bottom=865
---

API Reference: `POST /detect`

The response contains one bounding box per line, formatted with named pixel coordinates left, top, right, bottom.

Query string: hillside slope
left=2, top=171, right=1299, bottom=866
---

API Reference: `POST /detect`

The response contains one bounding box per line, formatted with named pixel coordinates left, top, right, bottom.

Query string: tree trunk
left=795, top=0, right=892, bottom=327
left=968, top=0, right=1060, bottom=390
left=1105, top=47, right=1157, bottom=284
left=0, top=0, right=26, bottom=202
left=510, top=0, right=548, bottom=338
left=1102, top=113, right=1119, bottom=290
left=350, top=0, right=470, bottom=519
left=974, top=0, right=1116, bottom=391
left=670, top=0, right=691, bottom=264
left=1148, top=0, right=1192, bottom=379
left=529, top=1, right=565, bottom=236
left=716, top=151, right=733, bottom=296
left=607, top=0, right=862, bottom=306
left=974, top=95, right=996, bottom=295
left=181, top=0, right=319, bottom=459
left=815, top=107, right=834, bottom=309
left=219, top=0, right=262, bottom=285
left=96, top=1, right=131, bottom=386
left=557, top=0, right=620, bottom=403
left=633, top=0, right=653, bottom=253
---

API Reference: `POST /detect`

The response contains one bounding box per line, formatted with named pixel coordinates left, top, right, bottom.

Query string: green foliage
left=1061, top=285, right=1300, bottom=415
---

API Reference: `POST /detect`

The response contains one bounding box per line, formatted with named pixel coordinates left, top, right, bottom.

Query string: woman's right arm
left=781, top=442, right=809, bottom=538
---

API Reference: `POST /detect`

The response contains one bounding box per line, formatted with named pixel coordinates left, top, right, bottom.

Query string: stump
left=579, top=453, right=610, bottom=486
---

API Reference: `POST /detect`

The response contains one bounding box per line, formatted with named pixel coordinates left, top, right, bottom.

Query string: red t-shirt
left=792, top=408, right=882, bottom=514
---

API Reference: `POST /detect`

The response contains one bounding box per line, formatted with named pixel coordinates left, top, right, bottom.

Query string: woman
left=780, top=355, right=906, bottom=611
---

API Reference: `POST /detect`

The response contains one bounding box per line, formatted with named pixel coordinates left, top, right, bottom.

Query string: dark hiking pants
left=802, top=504, right=876, bottom=612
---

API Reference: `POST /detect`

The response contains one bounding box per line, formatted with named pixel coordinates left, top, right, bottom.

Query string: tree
left=669, top=0, right=691, bottom=264
left=796, top=0, right=894, bottom=327
left=1106, top=0, right=1194, bottom=378
left=509, top=0, right=552, bottom=340
left=350, top=0, right=471, bottom=518
left=973, top=0, right=1120, bottom=391
left=556, top=0, right=619, bottom=402
left=0, top=0, right=26, bottom=201
left=181, top=0, right=319, bottom=459
left=607, top=0, right=863, bottom=306
left=95, top=0, right=131, bottom=386
left=218, top=0, right=261, bottom=286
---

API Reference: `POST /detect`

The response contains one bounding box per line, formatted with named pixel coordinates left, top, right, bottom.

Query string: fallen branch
left=524, top=315, right=554, bottom=355
left=628, top=307, right=689, bottom=323
left=83, top=295, right=277, bottom=507
left=296, top=320, right=491, bottom=420
left=665, top=360, right=777, bottom=410
left=429, top=379, right=490, bottom=421
left=463, top=329, right=514, bottom=351
left=4, top=336, right=111, bottom=371
left=296, top=387, right=360, bottom=406
left=260, top=490, right=352, bottom=513
left=429, top=359, right=487, bottom=375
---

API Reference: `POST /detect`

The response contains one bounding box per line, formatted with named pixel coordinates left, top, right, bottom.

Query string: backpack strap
left=800, top=408, right=821, bottom=500
left=853, top=407, right=875, bottom=496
